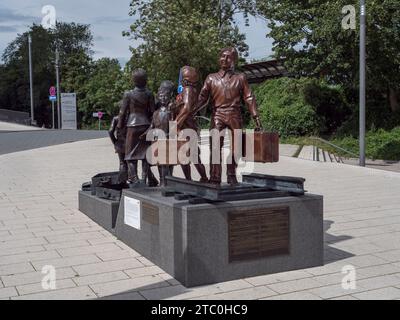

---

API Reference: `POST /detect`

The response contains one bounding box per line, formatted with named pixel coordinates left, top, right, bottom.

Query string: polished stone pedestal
left=114, top=188, right=324, bottom=287
left=79, top=191, right=120, bottom=234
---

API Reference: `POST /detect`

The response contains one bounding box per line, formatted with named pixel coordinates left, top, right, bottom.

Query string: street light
left=28, top=34, right=35, bottom=126
left=359, top=0, right=366, bottom=167
left=55, top=48, right=61, bottom=129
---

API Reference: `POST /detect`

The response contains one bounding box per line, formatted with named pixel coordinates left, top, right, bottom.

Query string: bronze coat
left=118, top=87, right=155, bottom=160
left=197, top=70, right=259, bottom=123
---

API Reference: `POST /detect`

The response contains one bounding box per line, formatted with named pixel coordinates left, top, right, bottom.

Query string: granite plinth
left=78, top=191, right=120, bottom=234
left=114, top=188, right=324, bottom=287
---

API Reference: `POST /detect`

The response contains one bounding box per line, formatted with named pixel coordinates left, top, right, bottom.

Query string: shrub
left=332, top=127, right=400, bottom=161
left=336, top=103, right=400, bottom=138
left=253, top=77, right=351, bottom=137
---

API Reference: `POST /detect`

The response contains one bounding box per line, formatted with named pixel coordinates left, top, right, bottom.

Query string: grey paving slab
left=11, top=285, right=97, bottom=300
left=89, top=275, right=170, bottom=298
left=310, top=284, right=367, bottom=299
left=73, top=271, right=130, bottom=287
left=353, top=287, right=400, bottom=300
left=213, top=286, right=278, bottom=300
left=263, top=291, right=322, bottom=300
left=1, top=267, right=78, bottom=287
left=16, top=279, right=76, bottom=296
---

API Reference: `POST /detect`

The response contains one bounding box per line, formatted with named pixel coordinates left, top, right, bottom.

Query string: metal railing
left=309, top=136, right=359, bottom=162
left=195, top=116, right=211, bottom=123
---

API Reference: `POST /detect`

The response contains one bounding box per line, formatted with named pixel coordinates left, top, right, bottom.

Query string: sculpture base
left=78, top=191, right=120, bottom=234
left=115, top=188, right=324, bottom=288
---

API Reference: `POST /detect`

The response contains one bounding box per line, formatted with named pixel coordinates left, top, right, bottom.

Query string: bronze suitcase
left=242, top=131, right=279, bottom=163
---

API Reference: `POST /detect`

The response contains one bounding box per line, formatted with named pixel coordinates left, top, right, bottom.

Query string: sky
left=0, top=0, right=274, bottom=66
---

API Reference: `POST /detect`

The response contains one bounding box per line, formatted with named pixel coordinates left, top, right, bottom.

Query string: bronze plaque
left=228, top=207, right=290, bottom=262
left=142, top=202, right=159, bottom=225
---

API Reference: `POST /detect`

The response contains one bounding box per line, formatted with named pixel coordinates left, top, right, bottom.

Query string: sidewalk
left=1, top=138, right=400, bottom=300
left=0, top=129, right=108, bottom=156
left=0, top=121, right=43, bottom=132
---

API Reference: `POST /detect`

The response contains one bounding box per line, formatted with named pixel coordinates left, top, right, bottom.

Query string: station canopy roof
left=239, top=59, right=289, bottom=84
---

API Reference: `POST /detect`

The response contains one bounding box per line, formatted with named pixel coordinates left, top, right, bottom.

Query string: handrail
left=309, top=136, right=359, bottom=158
left=195, top=116, right=211, bottom=123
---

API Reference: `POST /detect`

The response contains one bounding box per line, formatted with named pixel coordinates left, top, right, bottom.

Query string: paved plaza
left=1, top=131, right=400, bottom=300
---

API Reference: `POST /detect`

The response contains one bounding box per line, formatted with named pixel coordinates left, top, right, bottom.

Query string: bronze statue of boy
left=197, top=47, right=262, bottom=185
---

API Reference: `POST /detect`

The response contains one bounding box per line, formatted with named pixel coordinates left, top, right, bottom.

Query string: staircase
left=297, top=145, right=344, bottom=163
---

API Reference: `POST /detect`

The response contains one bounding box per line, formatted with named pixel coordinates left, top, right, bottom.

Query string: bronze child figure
left=196, top=47, right=262, bottom=185
left=118, top=69, right=158, bottom=187
left=108, top=103, right=128, bottom=183
left=175, top=66, right=208, bottom=183
left=145, top=80, right=178, bottom=186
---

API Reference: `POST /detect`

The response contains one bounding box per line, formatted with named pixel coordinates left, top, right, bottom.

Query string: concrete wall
left=0, top=109, right=30, bottom=125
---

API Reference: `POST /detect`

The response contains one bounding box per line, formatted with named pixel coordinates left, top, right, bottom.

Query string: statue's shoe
left=147, top=178, right=159, bottom=188
left=199, top=177, right=209, bottom=183
left=227, top=175, right=239, bottom=186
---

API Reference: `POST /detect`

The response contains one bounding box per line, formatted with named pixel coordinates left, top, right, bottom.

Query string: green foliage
left=78, top=58, right=128, bottom=124
left=125, top=0, right=256, bottom=91
left=0, top=22, right=129, bottom=128
left=256, top=0, right=400, bottom=112
left=331, top=128, right=400, bottom=161
left=253, top=78, right=350, bottom=137
left=0, top=25, right=54, bottom=125
left=336, top=101, right=400, bottom=138
left=0, top=22, right=93, bottom=127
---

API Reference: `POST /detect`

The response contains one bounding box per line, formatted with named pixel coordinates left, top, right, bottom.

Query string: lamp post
left=55, top=49, right=61, bottom=129
left=359, top=0, right=366, bottom=167
left=28, top=34, right=35, bottom=125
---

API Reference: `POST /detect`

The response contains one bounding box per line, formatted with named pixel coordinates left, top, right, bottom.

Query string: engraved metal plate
left=142, top=202, right=159, bottom=225
left=228, top=207, right=290, bottom=262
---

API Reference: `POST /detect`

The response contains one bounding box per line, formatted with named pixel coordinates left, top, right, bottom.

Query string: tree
left=0, top=22, right=94, bottom=127
left=256, top=0, right=400, bottom=112
left=78, top=58, right=128, bottom=124
left=124, top=0, right=256, bottom=91
left=1, top=25, right=54, bottom=125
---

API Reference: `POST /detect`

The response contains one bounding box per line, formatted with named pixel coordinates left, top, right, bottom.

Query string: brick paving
left=0, top=137, right=400, bottom=300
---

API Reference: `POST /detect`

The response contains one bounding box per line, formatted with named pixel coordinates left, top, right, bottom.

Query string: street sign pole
left=49, top=87, right=57, bottom=129
left=52, top=100, right=55, bottom=129
left=359, top=0, right=366, bottom=167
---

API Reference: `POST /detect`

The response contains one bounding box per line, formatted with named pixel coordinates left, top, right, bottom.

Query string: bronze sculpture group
left=109, top=47, right=263, bottom=187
